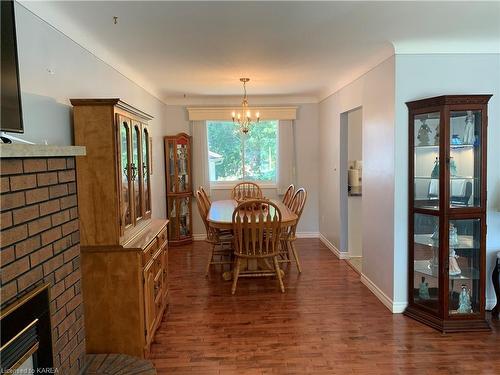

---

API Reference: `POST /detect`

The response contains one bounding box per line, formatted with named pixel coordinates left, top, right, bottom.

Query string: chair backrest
left=231, top=182, right=263, bottom=201
left=195, top=190, right=215, bottom=241
left=199, top=186, right=211, bottom=207
left=282, top=184, right=295, bottom=207
left=232, top=200, right=282, bottom=258
left=288, top=188, right=307, bottom=236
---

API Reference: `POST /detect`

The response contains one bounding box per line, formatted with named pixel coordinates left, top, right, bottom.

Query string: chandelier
left=232, top=78, right=260, bottom=134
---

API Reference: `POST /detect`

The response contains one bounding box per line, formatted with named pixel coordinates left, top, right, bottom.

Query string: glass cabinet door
left=118, top=116, right=132, bottom=230
left=132, top=123, right=143, bottom=222
left=412, top=213, right=440, bottom=312
left=142, top=124, right=152, bottom=217
left=167, top=197, right=178, bottom=240
left=167, top=140, right=176, bottom=193
left=449, top=110, right=482, bottom=208
left=167, top=196, right=192, bottom=241
left=176, top=137, right=190, bottom=193
left=178, top=196, right=191, bottom=239
left=447, top=218, right=481, bottom=316
left=414, top=112, right=440, bottom=210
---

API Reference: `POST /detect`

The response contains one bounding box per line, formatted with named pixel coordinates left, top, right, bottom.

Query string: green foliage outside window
left=207, top=120, right=278, bottom=182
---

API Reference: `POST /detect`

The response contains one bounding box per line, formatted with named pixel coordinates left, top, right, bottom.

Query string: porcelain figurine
left=434, top=126, right=439, bottom=145
left=463, top=110, right=475, bottom=145
left=417, top=119, right=432, bottom=146
left=457, top=285, right=472, bottom=314
left=419, top=277, right=430, bottom=300
left=431, top=224, right=439, bottom=242
left=449, top=248, right=462, bottom=276
left=449, top=224, right=459, bottom=247
left=451, top=134, right=463, bottom=145
left=431, top=157, right=439, bottom=178
left=430, top=225, right=439, bottom=269
left=450, top=159, right=458, bottom=176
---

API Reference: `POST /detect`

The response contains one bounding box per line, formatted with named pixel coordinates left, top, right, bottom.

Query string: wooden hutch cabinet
left=71, top=99, right=169, bottom=357
left=405, top=95, right=492, bottom=332
left=164, top=133, right=193, bottom=245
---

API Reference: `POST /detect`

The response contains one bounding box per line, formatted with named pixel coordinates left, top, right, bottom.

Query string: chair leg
left=285, top=240, right=292, bottom=261
left=273, top=256, right=285, bottom=293
left=205, top=243, right=215, bottom=277
left=231, top=258, right=241, bottom=295
left=279, top=240, right=290, bottom=261
left=290, top=241, right=302, bottom=273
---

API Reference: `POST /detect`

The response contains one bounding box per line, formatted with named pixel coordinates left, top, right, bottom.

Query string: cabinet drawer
left=157, top=226, right=167, bottom=248
left=142, top=240, right=158, bottom=266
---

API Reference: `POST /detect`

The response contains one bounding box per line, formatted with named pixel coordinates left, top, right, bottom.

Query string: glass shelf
left=414, top=260, right=479, bottom=280
left=415, top=144, right=475, bottom=150
left=415, top=176, right=477, bottom=180
left=414, top=234, right=479, bottom=249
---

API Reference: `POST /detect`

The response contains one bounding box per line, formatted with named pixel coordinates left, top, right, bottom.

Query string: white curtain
left=190, top=120, right=211, bottom=196
left=278, top=120, right=297, bottom=195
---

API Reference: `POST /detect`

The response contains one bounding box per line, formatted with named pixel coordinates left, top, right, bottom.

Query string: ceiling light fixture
left=232, top=78, right=259, bottom=134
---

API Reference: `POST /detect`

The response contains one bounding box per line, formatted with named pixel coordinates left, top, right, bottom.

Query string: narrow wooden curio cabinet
left=164, top=133, right=193, bottom=245
left=405, top=95, right=492, bottom=332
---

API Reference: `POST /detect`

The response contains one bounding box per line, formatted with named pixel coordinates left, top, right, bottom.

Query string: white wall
left=394, top=53, right=500, bottom=308
left=319, top=56, right=396, bottom=301
left=164, top=103, right=320, bottom=237
left=13, top=3, right=169, bottom=219
left=348, top=109, right=363, bottom=161
left=347, top=108, right=363, bottom=258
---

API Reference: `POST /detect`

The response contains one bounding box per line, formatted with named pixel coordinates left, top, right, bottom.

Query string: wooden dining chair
left=282, top=184, right=295, bottom=207
left=231, top=181, right=263, bottom=201
left=279, top=188, right=307, bottom=273
left=231, top=200, right=284, bottom=294
left=195, top=190, right=233, bottom=276
left=199, top=186, right=211, bottom=207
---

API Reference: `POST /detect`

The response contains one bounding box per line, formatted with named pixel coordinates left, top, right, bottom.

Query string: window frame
left=207, top=120, right=279, bottom=189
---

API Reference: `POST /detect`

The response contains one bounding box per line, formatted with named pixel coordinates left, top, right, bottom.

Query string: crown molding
left=165, top=95, right=319, bottom=106
left=186, top=106, right=297, bottom=121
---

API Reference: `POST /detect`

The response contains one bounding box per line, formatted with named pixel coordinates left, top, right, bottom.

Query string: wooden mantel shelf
left=0, top=144, right=86, bottom=158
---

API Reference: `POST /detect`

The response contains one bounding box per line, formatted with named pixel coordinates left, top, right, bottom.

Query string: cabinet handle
left=131, top=163, right=138, bottom=181
left=123, top=164, right=129, bottom=180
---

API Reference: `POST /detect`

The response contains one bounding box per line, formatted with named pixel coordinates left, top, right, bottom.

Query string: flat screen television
left=1, top=0, right=24, bottom=134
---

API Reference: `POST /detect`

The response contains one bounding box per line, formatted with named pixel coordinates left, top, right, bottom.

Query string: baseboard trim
left=319, top=234, right=349, bottom=259
left=296, top=232, right=320, bottom=238
left=193, top=233, right=207, bottom=241
left=360, top=273, right=408, bottom=314
left=392, top=301, right=409, bottom=314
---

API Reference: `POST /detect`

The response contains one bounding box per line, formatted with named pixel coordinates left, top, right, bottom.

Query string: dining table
left=207, top=199, right=298, bottom=280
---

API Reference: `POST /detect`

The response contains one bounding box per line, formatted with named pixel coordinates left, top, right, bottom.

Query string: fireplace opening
left=1, top=284, right=54, bottom=374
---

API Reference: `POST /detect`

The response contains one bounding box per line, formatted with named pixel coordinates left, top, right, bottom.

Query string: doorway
left=340, top=107, right=363, bottom=273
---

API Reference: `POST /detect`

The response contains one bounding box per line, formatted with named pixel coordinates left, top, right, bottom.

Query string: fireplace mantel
left=0, top=144, right=86, bottom=158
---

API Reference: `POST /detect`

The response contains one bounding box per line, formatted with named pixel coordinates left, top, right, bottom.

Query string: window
left=207, top=120, right=278, bottom=184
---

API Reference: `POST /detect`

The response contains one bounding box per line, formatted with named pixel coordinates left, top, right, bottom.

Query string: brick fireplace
left=1, top=146, right=86, bottom=374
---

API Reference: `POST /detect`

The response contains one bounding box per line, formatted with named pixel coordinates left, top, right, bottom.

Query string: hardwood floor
left=149, top=239, right=499, bottom=374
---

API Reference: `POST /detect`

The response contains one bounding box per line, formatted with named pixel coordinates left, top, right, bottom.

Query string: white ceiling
left=20, top=1, right=500, bottom=102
